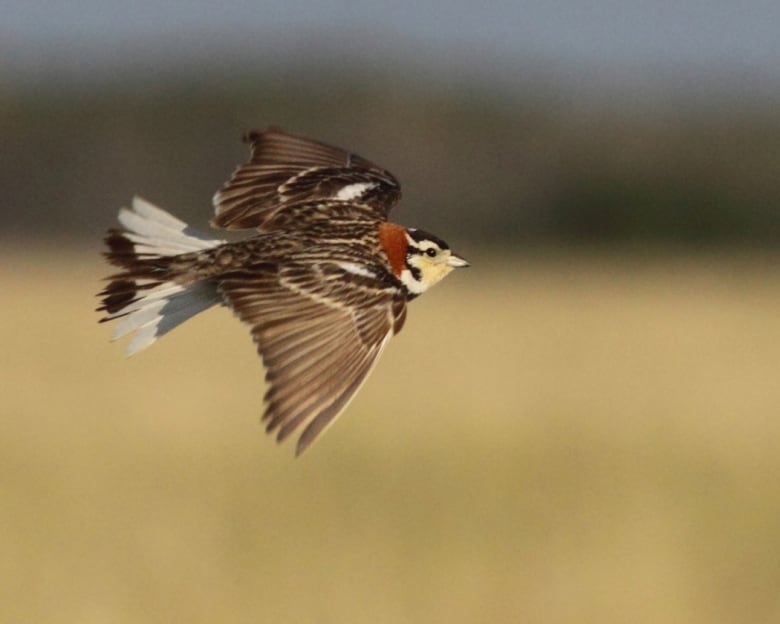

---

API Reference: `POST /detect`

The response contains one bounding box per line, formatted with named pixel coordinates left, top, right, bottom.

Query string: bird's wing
left=218, top=262, right=407, bottom=455
left=212, top=129, right=402, bottom=230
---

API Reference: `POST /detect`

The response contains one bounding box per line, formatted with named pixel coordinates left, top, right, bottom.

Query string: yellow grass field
left=2, top=247, right=780, bottom=623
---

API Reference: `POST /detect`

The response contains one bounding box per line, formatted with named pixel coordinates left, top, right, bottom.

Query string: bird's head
left=397, top=228, right=469, bottom=297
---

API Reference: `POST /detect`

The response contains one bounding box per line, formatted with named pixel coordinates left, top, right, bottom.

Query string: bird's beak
left=446, top=253, right=470, bottom=268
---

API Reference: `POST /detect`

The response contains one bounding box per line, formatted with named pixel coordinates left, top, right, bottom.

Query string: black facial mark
left=407, top=228, right=450, bottom=250
left=405, top=246, right=423, bottom=281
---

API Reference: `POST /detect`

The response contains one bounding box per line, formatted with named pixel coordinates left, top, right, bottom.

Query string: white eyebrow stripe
left=334, top=182, right=375, bottom=201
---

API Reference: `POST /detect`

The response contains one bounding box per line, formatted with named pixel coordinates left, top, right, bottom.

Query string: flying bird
left=98, top=129, right=468, bottom=454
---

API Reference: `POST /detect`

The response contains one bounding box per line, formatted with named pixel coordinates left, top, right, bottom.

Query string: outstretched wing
left=212, top=129, right=402, bottom=230
left=219, top=262, right=407, bottom=455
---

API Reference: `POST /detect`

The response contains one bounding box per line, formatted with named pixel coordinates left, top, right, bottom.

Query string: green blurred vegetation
left=2, top=71, right=780, bottom=247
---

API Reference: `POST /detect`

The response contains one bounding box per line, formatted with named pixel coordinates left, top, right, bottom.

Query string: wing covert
left=212, top=129, right=402, bottom=231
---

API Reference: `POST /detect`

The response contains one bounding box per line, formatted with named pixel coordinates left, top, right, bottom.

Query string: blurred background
left=3, top=1, right=780, bottom=622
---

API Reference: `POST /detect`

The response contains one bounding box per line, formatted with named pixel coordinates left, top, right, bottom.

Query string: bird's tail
left=97, top=197, right=225, bottom=354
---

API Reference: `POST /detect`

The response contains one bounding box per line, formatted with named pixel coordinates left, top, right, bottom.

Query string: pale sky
left=3, top=0, right=780, bottom=84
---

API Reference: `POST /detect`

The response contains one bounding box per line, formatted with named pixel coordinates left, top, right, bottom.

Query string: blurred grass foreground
left=3, top=248, right=780, bottom=623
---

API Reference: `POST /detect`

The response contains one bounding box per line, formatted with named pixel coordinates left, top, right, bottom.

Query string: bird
left=97, top=128, right=469, bottom=455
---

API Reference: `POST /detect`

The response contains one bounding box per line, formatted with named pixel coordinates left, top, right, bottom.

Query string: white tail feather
left=118, top=196, right=222, bottom=256
left=121, top=281, right=222, bottom=354
left=102, top=197, right=226, bottom=355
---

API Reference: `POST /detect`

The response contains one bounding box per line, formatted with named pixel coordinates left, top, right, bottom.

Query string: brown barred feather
left=97, top=228, right=177, bottom=316
left=218, top=264, right=406, bottom=455
left=212, top=128, right=401, bottom=230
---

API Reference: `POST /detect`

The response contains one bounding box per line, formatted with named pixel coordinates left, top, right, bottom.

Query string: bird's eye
left=425, top=248, right=437, bottom=258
